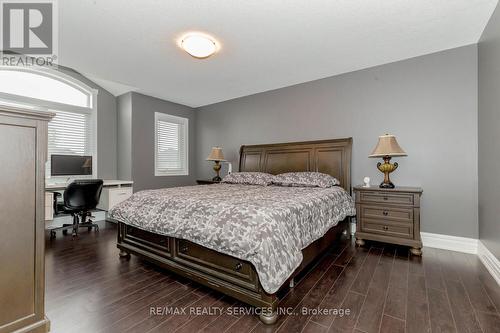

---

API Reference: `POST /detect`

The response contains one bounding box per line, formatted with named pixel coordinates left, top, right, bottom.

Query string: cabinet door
left=0, top=123, right=37, bottom=329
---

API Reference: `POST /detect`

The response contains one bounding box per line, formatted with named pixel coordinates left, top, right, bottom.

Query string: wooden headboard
left=239, top=138, right=352, bottom=192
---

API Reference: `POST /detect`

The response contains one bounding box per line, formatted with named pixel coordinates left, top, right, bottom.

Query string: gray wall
left=196, top=45, right=479, bottom=238
left=95, top=88, right=118, bottom=179
left=58, top=67, right=118, bottom=179
left=117, top=92, right=197, bottom=192
left=117, top=93, right=132, bottom=180
left=478, top=3, right=500, bottom=259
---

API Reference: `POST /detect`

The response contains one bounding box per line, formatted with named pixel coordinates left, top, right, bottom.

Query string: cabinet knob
left=383, top=211, right=388, bottom=216
left=180, top=245, right=188, bottom=253
left=235, top=262, right=243, bottom=272
left=383, top=226, right=389, bottom=231
left=383, top=196, right=388, bottom=201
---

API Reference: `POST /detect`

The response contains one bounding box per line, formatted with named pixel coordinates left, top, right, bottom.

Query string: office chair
left=49, top=179, right=104, bottom=239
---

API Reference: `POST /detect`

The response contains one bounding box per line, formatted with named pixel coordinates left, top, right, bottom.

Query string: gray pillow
left=274, top=172, right=339, bottom=188
left=221, top=172, right=276, bottom=186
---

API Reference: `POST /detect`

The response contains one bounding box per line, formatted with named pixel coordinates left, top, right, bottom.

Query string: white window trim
left=154, top=112, right=189, bottom=176
left=0, top=66, right=98, bottom=180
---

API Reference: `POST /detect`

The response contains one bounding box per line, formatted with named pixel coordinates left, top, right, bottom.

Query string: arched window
left=0, top=66, right=98, bottom=178
left=0, top=67, right=94, bottom=109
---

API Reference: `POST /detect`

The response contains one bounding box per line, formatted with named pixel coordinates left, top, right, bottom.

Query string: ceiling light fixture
left=180, top=33, right=218, bottom=59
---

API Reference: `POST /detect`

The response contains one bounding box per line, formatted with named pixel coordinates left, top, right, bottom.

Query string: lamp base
left=377, top=156, right=398, bottom=189
left=379, top=181, right=395, bottom=189
left=212, top=160, right=222, bottom=182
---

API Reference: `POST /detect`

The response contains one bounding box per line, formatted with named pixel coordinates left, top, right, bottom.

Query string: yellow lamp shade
left=206, top=147, right=225, bottom=161
left=369, top=134, right=407, bottom=158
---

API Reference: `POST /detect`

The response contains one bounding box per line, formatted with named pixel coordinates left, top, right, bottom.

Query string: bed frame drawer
left=121, top=225, right=171, bottom=257
left=174, top=239, right=258, bottom=290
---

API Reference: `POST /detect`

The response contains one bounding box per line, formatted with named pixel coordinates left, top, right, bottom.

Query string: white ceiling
left=59, top=0, right=498, bottom=107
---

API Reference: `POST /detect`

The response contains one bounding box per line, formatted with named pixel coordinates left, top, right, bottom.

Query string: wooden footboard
left=116, top=218, right=349, bottom=324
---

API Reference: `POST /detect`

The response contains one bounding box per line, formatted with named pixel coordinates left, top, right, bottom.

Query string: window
left=155, top=112, right=188, bottom=176
left=0, top=69, right=90, bottom=107
left=0, top=67, right=97, bottom=178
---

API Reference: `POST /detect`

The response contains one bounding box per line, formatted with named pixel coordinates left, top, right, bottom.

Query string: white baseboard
left=420, top=232, right=499, bottom=286
left=478, top=241, right=500, bottom=286
left=421, top=232, right=478, bottom=254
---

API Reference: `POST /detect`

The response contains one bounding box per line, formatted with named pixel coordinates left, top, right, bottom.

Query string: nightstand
left=196, top=179, right=220, bottom=185
left=353, top=186, right=423, bottom=255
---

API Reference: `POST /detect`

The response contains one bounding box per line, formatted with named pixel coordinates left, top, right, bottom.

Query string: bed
left=109, top=138, right=354, bottom=324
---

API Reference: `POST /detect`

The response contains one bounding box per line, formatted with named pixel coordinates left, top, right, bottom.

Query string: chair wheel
left=88, top=227, right=92, bottom=232
left=62, top=230, right=68, bottom=235
left=95, top=226, right=99, bottom=232
left=50, top=231, right=56, bottom=239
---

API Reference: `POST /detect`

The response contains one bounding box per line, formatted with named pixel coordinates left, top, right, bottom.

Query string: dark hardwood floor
left=45, top=221, right=500, bottom=333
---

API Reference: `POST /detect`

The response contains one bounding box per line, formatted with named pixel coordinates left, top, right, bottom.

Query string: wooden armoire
left=0, top=106, right=54, bottom=333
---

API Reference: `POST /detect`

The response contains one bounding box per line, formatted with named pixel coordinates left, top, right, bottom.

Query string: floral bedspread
left=109, top=183, right=355, bottom=293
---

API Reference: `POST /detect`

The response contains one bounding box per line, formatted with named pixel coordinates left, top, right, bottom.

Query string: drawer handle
left=383, top=226, right=389, bottom=231
left=179, top=245, right=188, bottom=253
left=383, top=196, right=388, bottom=201
left=383, top=211, right=389, bottom=216
left=235, top=262, right=243, bottom=272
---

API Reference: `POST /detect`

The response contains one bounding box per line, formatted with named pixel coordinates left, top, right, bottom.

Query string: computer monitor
left=51, top=155, right=92, bottom=176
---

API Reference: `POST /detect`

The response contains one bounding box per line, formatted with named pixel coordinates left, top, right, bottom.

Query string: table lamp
left=369, top=134, right=407, bottom=188
left=206, top=147, right=226, bottom=181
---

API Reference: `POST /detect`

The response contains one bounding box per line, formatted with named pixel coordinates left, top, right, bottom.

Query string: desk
left=45, top=180, right=134, bottom=220
left=46, top=179, right=133, bottom=190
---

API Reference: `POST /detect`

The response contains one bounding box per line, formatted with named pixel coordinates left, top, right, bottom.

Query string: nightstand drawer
left=360, top=205, right=413, bottom=223
left=359, top=191, right=414, bottom=206
left=361, top=220, right=413, bottom=239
